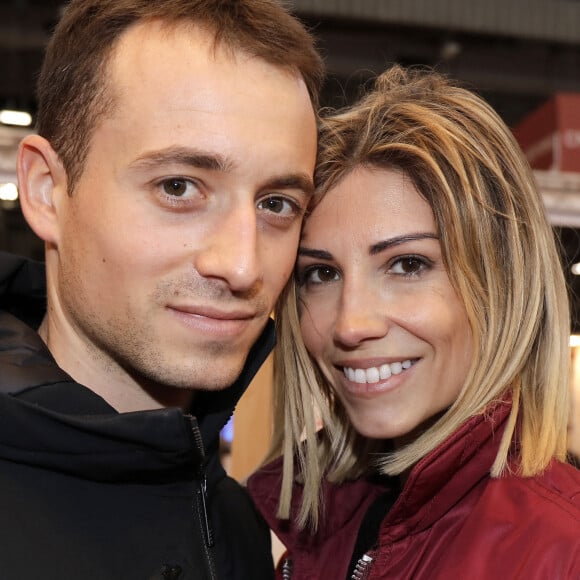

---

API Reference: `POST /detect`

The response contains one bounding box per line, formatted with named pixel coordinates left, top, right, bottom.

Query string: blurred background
left=1, top=0, right=580, bottom=474
left=1, top=0, right=580, bottom=323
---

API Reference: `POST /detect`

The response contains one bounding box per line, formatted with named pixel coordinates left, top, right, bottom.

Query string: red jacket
left=248, top=401, right=580, bottom=579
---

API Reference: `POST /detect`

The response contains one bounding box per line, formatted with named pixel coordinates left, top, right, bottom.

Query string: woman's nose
left=333, top=284, right=390, bottom=348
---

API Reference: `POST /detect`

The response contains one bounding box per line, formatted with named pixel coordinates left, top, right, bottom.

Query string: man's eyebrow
left=129, top=146, right=235, bottom=172
left=298, top=247, right=333, bottom=260
left=370, top=233, right=439, bottom=255
left=128, top=147, right=313, bottom=195
left=263, top=174, right=314, bottom=197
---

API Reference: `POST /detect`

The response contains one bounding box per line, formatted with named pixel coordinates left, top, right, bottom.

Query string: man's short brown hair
left=36, top=0, right=324, bottom=190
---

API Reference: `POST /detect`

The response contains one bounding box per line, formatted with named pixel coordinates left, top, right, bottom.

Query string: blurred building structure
left=290, top=0, right=580, bottom=123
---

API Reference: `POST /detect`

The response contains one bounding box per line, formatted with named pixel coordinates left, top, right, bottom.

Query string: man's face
left=50, top=22, right=317, bottom=399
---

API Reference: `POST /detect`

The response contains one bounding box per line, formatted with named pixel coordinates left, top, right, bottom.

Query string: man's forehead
left=110, top=18, right=305, bottom=94
left=111, top=20, right=216, bottom=67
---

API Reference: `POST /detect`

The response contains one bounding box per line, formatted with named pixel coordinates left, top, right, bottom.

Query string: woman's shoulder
left=486, top=460, right=580, bottom=530
left=516, top=460, right=580, bottom=506
left=524, top=459, right=580, bottom=515
left=247, top=455, right=285, bottom=512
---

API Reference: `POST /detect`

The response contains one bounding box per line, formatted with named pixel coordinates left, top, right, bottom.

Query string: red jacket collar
left=248, top=399, right=512, bottom=549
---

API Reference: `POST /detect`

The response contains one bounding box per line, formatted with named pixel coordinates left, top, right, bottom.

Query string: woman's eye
left=161, top=178, right=197, bottom=198
left=390, top=256, right=428, bottom=276
left=300, top=265, right=340, bottom=286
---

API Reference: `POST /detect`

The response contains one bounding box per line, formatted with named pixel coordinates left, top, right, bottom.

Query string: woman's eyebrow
left=298, top=247, right=333, bottom=260
left=370, top=233, right=439, bottom=255
left=298, top=233, right=439, bottom=260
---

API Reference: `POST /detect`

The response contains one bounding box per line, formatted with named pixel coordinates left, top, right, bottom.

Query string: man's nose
left=194, top=204, right=262, bottom=293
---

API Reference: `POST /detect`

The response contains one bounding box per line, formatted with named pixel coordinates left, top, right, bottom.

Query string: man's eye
left=161, top=178, right=194, bottom=197
left=258, top=196, right=299, bottom=216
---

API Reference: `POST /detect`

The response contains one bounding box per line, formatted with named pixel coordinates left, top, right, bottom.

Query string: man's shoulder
left=211, top=472, right=265, bottom=520
left=210, top=473, right=275, bottom=580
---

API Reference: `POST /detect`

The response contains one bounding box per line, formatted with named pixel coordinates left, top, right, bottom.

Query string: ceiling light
left=440, top=40, right=462, bottom=61
left=0, top=109, right=32, bottom=127
left=572, top=262, right=580, bottom=276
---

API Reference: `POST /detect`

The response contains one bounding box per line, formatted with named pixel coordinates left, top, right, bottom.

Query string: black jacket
left=0, top=252, right=275, bottom=580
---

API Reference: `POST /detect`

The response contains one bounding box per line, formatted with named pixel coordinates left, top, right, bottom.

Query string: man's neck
left=37, top=316, right=195, bottom=413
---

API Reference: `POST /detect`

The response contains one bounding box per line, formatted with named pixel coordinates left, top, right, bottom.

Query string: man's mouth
left=168, top=303, right=256, bottom=321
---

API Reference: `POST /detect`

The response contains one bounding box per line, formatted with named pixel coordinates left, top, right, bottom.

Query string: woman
left=248, top=66, right=580, bottom=579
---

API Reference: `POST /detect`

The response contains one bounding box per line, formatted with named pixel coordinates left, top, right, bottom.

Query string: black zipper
left=198, top=471, right=215, bottom=548
left=188, top=415, right=217, bottom=580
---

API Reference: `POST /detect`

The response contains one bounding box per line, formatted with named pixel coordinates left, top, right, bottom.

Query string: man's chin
left=167, top=357, right=247, bottom=393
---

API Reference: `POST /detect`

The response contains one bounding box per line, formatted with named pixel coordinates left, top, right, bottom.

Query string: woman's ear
left=17, top=134, right=68, bottom=245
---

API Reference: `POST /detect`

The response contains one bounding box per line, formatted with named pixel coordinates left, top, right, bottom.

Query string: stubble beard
left=62, top=271, right=265, bottom=394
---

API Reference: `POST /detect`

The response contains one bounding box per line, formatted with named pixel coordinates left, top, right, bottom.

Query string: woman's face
left=297, top=166, right=473, bottom=443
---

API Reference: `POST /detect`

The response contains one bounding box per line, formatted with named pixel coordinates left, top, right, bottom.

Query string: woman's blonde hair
left=267, top=65, right=571, bottom=530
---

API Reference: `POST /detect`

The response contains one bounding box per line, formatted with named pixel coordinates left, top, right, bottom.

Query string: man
left=0, top=1, right=321, bottom=578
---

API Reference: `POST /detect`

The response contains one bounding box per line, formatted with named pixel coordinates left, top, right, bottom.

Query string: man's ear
left=17, top=134, right=68, bottom=245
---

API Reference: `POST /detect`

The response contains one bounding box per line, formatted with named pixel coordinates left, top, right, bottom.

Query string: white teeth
left=366, top=367, right=380, bottom=384
left=379, top=364, right=391, bottom=380
left=391, top=362, right=402, bottom=375
left=343, top=360, right=414, bottom=384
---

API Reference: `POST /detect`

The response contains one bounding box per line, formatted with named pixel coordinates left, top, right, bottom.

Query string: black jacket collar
left=0, top=252, right=275, bottom=478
